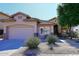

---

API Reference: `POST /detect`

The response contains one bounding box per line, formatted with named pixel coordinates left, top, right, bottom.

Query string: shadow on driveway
left=65, top=39, right=79, bottom=48
left=0, top=39, right=24, bottom=51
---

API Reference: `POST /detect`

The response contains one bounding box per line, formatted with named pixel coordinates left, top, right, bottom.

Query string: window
left=44, top=28, right=49, bottom=34
left=40, top=28, right=43, bottom=34
left=40, top=28, right=49, bottom=35
left=0, top=29, right=3, bottom=35
left=27, top=16, right=31, bottom=19
left=18, top=16, right=22, bottom=19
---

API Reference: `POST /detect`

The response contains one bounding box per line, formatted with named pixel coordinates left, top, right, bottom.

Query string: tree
left=57, top=3, right=79, bottom=38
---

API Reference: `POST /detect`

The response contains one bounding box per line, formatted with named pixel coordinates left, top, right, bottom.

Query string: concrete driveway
left=0, top=38, right=25, bottom=56
left=0, top=39, right=24, bottom=51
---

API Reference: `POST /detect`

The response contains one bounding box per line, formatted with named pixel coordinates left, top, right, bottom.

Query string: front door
left=54, top=25, right=59, bottom=35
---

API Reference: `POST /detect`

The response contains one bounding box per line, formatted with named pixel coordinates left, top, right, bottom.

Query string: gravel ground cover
left=11, top=39, right=79, bottom=56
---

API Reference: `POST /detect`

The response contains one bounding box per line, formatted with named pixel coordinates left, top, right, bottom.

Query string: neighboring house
left=0, top=12, right=61, bottom=41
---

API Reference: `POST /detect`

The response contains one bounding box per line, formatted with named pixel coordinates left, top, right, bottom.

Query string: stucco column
left=49, top=26, right=51, bottom=34
left=50, top=26, right=54, bottom=34
left=58, top=24, right=61, bottom=34
left=34, top=23, right=38, bottom=37
left=3, top=26, right=7, bottom=40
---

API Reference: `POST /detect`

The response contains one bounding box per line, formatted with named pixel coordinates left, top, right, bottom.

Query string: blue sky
left=0, top=3, right=57, bottom=20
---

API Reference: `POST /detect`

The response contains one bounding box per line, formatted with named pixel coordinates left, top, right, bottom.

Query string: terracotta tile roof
left=0, top=12, right=57, bottom=23
left=0, top=12, right=10, bottom=17
left=11, top=12, right=31, bottom=18
left=0, top=18, right=16, bottom=22
left=49, top=17, right=57, bottom=21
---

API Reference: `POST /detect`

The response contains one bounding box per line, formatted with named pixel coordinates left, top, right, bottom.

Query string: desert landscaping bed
left=11, top=39, right=79, bottom=56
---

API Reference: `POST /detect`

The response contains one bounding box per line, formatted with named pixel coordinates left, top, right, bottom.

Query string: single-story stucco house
left=0, top=12, right=61, bottom=41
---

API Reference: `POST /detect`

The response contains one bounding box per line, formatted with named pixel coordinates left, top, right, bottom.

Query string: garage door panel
left=8, top=27, right=34, bottom=40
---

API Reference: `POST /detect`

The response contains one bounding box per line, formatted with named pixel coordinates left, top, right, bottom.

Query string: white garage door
left=8, top=27, right=34, bottom=40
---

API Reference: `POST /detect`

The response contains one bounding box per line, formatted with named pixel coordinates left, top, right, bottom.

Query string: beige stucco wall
left=14, top=14, right=26, bottom=22
left=0, top=22, right=4, bottom=29
left=2, top=20, right=37, bottom=39
left=0, top=12, right=61, bottom=38
left=0, top=13, right=38, bottom=40
left=50, top=18, right=61, bottom=34
left=2, top=13, right=38, bottom=33
left=49, top=18, right=58, bottom=24
left=0, top=14, right=9, bottom=29
left=38, top=25, right=54, bottom=35
left=3, top=21, right=37, bottom=33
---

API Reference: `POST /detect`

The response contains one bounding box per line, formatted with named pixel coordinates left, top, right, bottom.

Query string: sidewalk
left=0, top=49, right=17, bottom=56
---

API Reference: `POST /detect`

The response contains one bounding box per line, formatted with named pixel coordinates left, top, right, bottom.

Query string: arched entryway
left=54, top=24, right=59, bottom=35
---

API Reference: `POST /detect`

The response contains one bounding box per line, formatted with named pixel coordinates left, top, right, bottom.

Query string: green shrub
left=46, top=35, right=58, bottom=45
left=26, top=37, right=40, bottom=49
left=71, top=32, right=78, bottom=38
left=68, top=31, right=78, bottom=38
